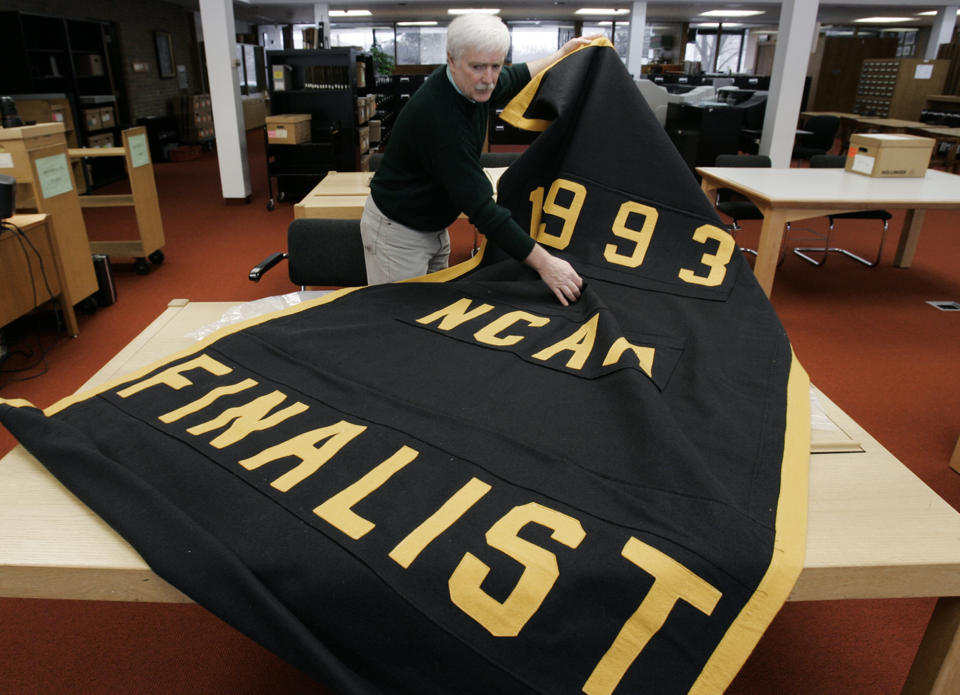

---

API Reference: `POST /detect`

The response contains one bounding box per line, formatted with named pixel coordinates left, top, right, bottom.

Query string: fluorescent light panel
left=699, top=10, right=764, bottom=18
left=447, top=8, right=501, bottom=15
left=692, top=22, right=744, bottom=29
left=397, top=21, right=439, bottom=26
left=854, top=17, right=916, bottom=24
left=330, top=9, right=371, bottom=17
left=575, top=8, right=629, bottom=16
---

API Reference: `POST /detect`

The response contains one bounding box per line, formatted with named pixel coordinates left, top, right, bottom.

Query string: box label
left=851, top=153, right=875, bottom=175
left=0, top=152, right=13, bottom=169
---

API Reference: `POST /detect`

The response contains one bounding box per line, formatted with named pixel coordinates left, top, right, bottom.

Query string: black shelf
left=264, top=48, right=376, bottom=202
left=0, top=10, right=125, bottom=190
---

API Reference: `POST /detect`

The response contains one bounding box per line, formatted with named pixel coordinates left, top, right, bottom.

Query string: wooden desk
left=294, top=168, right=508, bottom=219
left=0, top=123, right=97, bottom=309
left=903, top=125, right=960, bottom=174
left=697, top=166, right=960, bottom=297
left=855, top=117, right=930, bottom=133
left=1, top=298, right=959, bottom=692
left=1, top=213, right=79, bottom=336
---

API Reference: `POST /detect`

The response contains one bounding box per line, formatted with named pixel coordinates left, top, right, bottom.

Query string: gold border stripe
left=500, top=38, right=613, bottom=132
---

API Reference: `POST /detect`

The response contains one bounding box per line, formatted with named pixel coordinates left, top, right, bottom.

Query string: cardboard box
left=845, top=133, right=935, bottom=178
left=84, top=108, right=102, bottom=131
left=87, top=132, right=114, bottom=148
left=99, top=106, right=115, bottom=128
left=368, top=119, right=381, bottom=143
left=265, top=114, right=311, bottom=144
left=75, top=54, right=104, bottom=77
left=358, top=125, right=370, bottom=153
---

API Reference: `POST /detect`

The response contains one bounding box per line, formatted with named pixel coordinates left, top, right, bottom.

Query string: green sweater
left=370, top=63, right=536, bottom=262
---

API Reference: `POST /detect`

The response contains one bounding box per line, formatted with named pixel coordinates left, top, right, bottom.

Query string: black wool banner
left=1, top=41, right=809, bottom=695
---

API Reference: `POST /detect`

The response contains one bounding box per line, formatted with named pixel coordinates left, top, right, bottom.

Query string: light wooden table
left=697, top=166, right=960, bottom=297
left=293, top=168, right=507, bottom=219
left=2, top=298, right=960, bottom=693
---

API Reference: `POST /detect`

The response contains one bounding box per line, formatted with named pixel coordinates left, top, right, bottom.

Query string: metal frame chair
left=792, top=155, right=892, bottom=267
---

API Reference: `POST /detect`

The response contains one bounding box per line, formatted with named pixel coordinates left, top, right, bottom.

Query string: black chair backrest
left=736, top=94, right=767, bottom=130
left=809, top=154, right=846, bottom=169
left=799, top=115, right=839, bottom=150
left=480, top=151, right=521, bottom=168
left=287, top=218, right=367, bottom=287
left=715, top=154, right=772, bottom=168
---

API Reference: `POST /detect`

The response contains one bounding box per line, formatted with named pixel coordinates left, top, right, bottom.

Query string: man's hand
left=558, top=35, right=603, bottom=57
left=524, top=244, right=583, bottom=306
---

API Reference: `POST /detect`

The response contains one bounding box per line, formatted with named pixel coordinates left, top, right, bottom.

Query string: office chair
left=735, top=94, right=767, bottom=155
left=792, top=155, right=892, bottom=267
left=713, top=154, right=772, bottom=257
left=792, top=115, right=839, bottom=160
left=249, top=218, right=367, bottom=288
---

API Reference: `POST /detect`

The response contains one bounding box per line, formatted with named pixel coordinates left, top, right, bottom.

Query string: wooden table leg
left=894, top=208, right=925, bottom=268
left=752, top=209, right=789, bottom=298
left=901, top=596, right=960, bottom=694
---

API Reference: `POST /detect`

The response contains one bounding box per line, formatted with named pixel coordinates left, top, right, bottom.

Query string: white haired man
left=360, top=13, right=594, bottom=306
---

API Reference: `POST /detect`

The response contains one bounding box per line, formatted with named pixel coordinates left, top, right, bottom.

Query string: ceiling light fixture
left=854, top=17, right=916, bottom=24
left=447, top=8, right=501, bottom=15
left=575, top=8, right=629, bottom=16
left=691, top=22, right=744, bottom=29
left=330, top=9, right=372, bottom=17
left=699, top=10, right=764, bottom=18
left=397, top=21, right=439, bottom=26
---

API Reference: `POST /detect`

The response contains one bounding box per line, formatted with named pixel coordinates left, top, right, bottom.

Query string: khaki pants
left=360, top=196, right=450, bottom=284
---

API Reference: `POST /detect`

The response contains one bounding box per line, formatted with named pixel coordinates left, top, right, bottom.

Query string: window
left=716, top=33, right=743, bottom=72
left=510, top=25, right=561, bottom=63
left=396, top=26, right=447, bottom=65
left=685, top=27, right=745, bottom=73
left=330, top=27, right=375, bottom=49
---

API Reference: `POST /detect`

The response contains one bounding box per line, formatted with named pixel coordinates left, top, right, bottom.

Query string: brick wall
left=0, top=0, right=203, bottom=122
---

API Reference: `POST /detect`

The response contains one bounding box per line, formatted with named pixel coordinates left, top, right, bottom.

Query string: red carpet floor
left=1, top=131, right=959, bottom=694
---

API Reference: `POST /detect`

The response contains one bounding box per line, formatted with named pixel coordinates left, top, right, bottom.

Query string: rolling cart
left=69, top=125, right=165, bottom=274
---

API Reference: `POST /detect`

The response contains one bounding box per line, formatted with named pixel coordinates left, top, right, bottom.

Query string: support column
left=314, top=3, right=331, bottom=49
left=926, top=6, right=958, bottom=60
left=759, top=0, right=819, bottom=168
left=626, top=1, right=648, bottom=79
left=198, top=0, right=252, bottom=201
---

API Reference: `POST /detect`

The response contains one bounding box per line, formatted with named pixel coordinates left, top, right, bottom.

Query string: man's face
left=447, top=48, right=505, bottom=102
